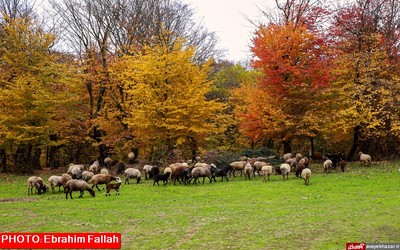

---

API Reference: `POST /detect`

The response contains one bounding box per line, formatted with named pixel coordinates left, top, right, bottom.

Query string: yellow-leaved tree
left=106, top=40, right=226, bottom=162
left=0, top=16, right=83, bottom=172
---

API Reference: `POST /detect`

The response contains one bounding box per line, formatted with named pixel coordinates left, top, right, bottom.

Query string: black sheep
left=210, top=164, right=231, bottom=182
left=153, top=172, right=171, bottom=186
left=149, top=166, right=160, bottom=179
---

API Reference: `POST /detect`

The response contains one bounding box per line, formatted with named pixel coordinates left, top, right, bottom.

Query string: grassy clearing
left=0, top=162, right=399, bottom=249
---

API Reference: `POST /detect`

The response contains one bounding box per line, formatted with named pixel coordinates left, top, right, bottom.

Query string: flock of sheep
left=26, top=151, right=372, bottom=199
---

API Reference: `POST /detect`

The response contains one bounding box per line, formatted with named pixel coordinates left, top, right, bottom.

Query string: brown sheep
left=170, top=163, right=189, bottom=185
left=64, top=180, right=95, bottom=199
left=229, top=161, right=247, bottom=177
left=105, top=177, right=122, bottom=196
left=61, top=173, right=72, bottom=186
left=27, top=176, right=48, bottom=195
left=89, top=174, right=118, bottom=191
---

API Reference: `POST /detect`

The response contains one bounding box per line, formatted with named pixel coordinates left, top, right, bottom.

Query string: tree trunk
left=309, top=137, right=315, bottom=157
left=14, top=145, right=33, bottom=174
left=189, top=136, right=197, bottom=163
left=32, top=147, right=41, bottom=170
left=283, top=140, right=292, bottom=154
left=347, top=125, right=361, bottom=161
left=47, top=145, right=59, bottom=169
left=0, top=149, right=7, bottom=173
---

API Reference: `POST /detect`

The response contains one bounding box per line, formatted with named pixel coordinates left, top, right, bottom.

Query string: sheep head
left=88, top=188, right=96, bottom=197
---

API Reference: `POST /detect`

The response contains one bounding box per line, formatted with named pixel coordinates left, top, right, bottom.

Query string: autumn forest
left=1, top=0, right=400, bottom=173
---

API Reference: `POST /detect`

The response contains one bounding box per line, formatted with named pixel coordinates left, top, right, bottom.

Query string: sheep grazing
left=252, top=161, right=269, bottom=176
left=244, top=162, right=253, bottom=180
left=124, top=168, right=141, bottom=184
left=105, top=177, right=122, bottom=196
left=229, top=161, right=247, bottom=177
left=64, top=180, right=95, bottom=199
left=323, top=159, right=333, bottom=174
left=298, top=157, right=310, bottom=167
left=82, top=171, right=94, bottom=182
left=61, top=173, right=72, bottom=187
left=67, top=164, right=83, bottom=179
left=115, top=162, right=126, bottom=175
left=90, top=174, right=118, bottom=191
left=104, top=157, right=112, bottom=167
left=295, top=153, right=303, bottom=162
left=325, top=153, right=344, bottom=169
left=282, top=153, right=292, bottom=161
left=280, top=163, right=291, bottom=181
left=89, top=160, right=100, bottom=174
left=100, top=168, right=109, bottom=175
left=295, top=163, right=306, bottom=178
left=301, top=168, right=312, bottom=186
left=48, top=175, right=63, bottom=193
left=359, top=152, right=371, bottom=166
left=338, top=160, right=346, bottom=172
left=285, top=158, right=297, bottom=172
left=261, top=165, right=273, bottom=181
left=27, top=176, right=48, bottom=195
left=153, top=172, right=171, bottom=186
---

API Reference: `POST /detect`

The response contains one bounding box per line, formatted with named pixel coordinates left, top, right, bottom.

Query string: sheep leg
left=79, top=190, right=84, bottom=198
left=94, top=184, right=101, bottom=191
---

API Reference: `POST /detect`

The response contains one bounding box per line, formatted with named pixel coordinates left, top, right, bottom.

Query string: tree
left=50, top=0, right=220, bottom=162
left=330, top=0, right=400, bottom=160
left=249, top=21, right=332, bottom=153
left=106, top=40, right=226, bottom=162
left=0, top=16, right=83, bottom=173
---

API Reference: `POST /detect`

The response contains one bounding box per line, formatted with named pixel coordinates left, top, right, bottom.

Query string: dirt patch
left=0, top=197, right=38, bottom=203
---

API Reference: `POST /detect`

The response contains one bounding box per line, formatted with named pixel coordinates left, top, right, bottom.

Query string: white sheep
left=244, top=162, right=253, bottom=180
left=323, top=159, right=333, bottom=174
left=100, top=168, right=109, bottom=175
left=143, top=165, right=154, bottom=180
left=124, top=168, right=141, bottom=184
left=261, top=165, right=273, bottom=181
left=282, top=153, right=292, bottom=161
left=301, top=168, right=311, bottom=186
left=358, top=152, right=371, bottom=166
left=163, top=167, right=172, bottom=183
left=48, top=175, right=63, bottom=193
left=67, top=165, right=83, bottom=179
left=280, top=163, right=291, bottom=181
left=82, top=171, right=94, bottom=182
left=67, top=164, right=84, bottom=173
left=295, top=153, right=303, bottom=162
left=194, top=162, right=210, bottom=168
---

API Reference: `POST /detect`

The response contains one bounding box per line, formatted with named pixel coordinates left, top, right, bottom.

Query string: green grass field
left=0, top=162, right=399, bottom=249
